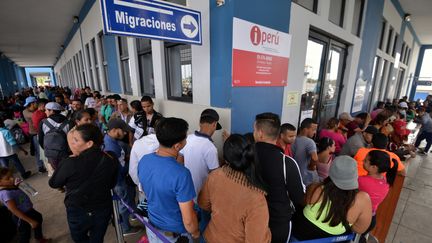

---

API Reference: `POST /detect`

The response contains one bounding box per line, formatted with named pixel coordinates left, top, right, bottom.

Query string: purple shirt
left=0, top=188, right=33, bottom=213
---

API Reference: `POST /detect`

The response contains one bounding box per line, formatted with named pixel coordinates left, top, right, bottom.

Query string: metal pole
left=112, top=190, right=125, bottom=243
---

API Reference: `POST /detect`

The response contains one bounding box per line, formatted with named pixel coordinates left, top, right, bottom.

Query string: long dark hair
left=223, top=134, right=266, bottom=192
left=313, top=177, right=358, bottom=227
left=367, top=150, right=398, bottom=186
left=74, top=123, right=103, bottom=148
left=317, top=137, right=334, bottom=153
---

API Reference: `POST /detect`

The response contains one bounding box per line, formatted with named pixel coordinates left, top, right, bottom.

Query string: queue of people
left=0, top=86, right=429, bottom=243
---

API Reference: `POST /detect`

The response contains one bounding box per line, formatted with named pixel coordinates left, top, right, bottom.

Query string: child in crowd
left=316, top=137, right=335, bottom=181
left=0, top=168, right=50, bottom=243
left=358, top=150, right=398, bottom=243
left=0, top=119, right=31, bottom=179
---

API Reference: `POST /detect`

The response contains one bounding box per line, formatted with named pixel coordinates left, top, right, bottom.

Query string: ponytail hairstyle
left=317, top=137, right=335, bottom=153
left=367, top=150, right=398, bottom=186
left=223, top=134, right=266, bottom=191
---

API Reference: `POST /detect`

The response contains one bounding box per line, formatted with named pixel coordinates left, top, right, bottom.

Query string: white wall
left=282, top=2, right=363, bottom=126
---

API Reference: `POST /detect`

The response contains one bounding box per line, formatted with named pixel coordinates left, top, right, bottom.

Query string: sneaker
left=123, top=227, right=143, bottom=236
left=418, top=151, right=427, bottom=155
left=22, top=171, right=32, bottom=179
left=38, top=167, right=47, bottom=173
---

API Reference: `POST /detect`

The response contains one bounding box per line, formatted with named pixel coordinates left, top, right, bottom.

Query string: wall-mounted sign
left=100, top=0, right=202, bottom=45
left=286, top=91, right=299, bottom=106
left=232, top=18, right=291, bottom=87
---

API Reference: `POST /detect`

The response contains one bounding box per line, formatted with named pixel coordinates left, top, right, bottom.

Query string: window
left=79, top=51, right=86, bottom=87
left=162, top=0, right=186, bottom=6
left=386, top=27, right=394, bottom=55
left=400, top=42, right=406, bottom=62
left=392, top=33, right=398, bottom=57
left=351, top=0, right=365, bottom=36
left=329, top=0, right=345, bottom=27
left=137, top=38, right=155, bottom=96
left=85, top=43, right=94, bottom=89
left=378, top=20, right=386, bottom=50
left=165, top=42, right=192, bottom=102
left=118, top=36, right=132, bottom=94
left=405, top=48, right=411, bottom=65
left=91, top=38, right=100, bottom=91
left=98, top=32, right=110, bottom=91
left=292, top=0, right=317, bottom=12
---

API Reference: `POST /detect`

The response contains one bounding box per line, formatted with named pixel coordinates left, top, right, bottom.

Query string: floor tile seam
left=393, top=224, right=432, bottom=239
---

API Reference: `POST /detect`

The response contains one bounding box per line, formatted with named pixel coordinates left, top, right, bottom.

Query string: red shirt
left=277, top=141, right=293, bottom=157
left=32, top=110, right=47, bottom=132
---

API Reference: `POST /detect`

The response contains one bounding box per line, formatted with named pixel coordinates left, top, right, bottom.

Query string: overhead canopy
left=0, top=0, right=86, bottom=67
left=400, top=0, right=432, bottom=44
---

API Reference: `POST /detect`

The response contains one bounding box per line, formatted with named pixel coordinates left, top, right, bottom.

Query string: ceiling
left=0, top=0, right=86, bottom=67
left=399, top=0, right=432, bottom=44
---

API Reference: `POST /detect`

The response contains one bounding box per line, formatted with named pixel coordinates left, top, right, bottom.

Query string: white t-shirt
left=181, top=132, right=219, bottom=195
left=129, top=134, right=159, bottom=187
left=84, top=97, right=96, bottom=108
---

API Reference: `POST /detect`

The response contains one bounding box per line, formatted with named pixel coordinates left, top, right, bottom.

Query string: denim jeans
left=415, top=131, right=432, bottom=152
left=32, top=135, right=44, bottom=169
left=0, top=153, right=27, bottom=176
left=113, top=181, right=136, bottom=232
left=66, top=206, right=112, bottom=243
left=12, top=208, right=44, bottom=243
left=145, top=225, right=192, bottom=243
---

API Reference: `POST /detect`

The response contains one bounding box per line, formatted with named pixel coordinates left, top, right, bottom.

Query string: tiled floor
left=387, top=154, right=432, bottom=243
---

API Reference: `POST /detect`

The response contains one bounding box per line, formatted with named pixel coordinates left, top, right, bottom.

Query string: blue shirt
left=138, top=152, right=196, bottom=233
left=103, top=135, right=126, bottom=182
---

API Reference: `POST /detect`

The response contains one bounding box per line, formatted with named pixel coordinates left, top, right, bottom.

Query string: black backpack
left=43, top=119, right=69, bottom=160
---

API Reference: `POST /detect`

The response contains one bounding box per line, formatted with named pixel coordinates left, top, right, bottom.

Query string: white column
left=152, top=40, right=167, bottom=100
left=128, top=37, right=140, bottom=97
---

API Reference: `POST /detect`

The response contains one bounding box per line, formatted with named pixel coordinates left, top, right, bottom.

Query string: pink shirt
left=358, top=176, right=389, bottom=213
left=319, top=129, right=347, bottom=154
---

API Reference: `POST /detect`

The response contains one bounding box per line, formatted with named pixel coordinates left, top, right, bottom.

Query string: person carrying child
left=0, top=168, right=50, bottom=243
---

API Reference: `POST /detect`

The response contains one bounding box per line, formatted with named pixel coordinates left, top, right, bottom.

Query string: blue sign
left=101, top=0, right=202, bottom=45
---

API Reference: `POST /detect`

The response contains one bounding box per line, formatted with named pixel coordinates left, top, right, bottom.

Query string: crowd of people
left=0, top=86, right=430, bottom=243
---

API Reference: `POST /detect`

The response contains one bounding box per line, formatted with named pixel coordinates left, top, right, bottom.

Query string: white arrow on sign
left=113, top=0, right=173, bottom=15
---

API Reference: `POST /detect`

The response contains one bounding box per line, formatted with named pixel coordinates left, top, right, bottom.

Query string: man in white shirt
left=179, top=109, right=221, bottom=240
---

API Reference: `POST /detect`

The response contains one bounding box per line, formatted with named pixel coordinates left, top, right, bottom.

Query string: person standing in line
left=319, top=118, right=346, bottom=155
left=254, top=113, right=305, bottom=243
left=198, top=134, right=271, bottom=242
left=292, top=118, right=319, bottom=186
left=339, top=126, right=378, bottom=157
left=111, top=98, right=133, bottom=124
left=179, top=109, right=221, bottom=239
left=138, top=117, right=199, bottom=242
left=23, top=97, right=46, bottom=173
left=276, top=123, right=296, bottom=157
left=38, top=102, right=71, bottom=170
left=68, top=99, right=83, bottom=120
left=0, top=119, right=31, bottom=179
left=49, top=124, right=118, bottom=243
left=316, top=137, right=335, bottom=181
left=129, top=96, right=163, bottom=141
left=103, top=118, right=139, bottom=235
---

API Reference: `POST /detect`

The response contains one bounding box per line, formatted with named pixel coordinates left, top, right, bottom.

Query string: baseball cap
left=24, top=96, right=37, bottom=107
left=107, top=118, right=131, bottom=132
left=329, top=156, right=358, bottom=190
left=339, top=112, right=353, bottom=121
left=363, top=125, right=379, bottom=135
left=399, top=102, right=408, bottom=109
left=45, top=102, right=64, bottom=111
left=200, top=109, right=222, bottom=130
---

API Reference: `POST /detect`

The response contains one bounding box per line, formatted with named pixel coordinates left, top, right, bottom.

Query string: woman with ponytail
left=358, top=150, right=398, bottom=242
left=198, top=134, right=271, bottom=242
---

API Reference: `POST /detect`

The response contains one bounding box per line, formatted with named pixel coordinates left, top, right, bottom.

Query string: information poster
left=232, top=18, right=291, bottom=87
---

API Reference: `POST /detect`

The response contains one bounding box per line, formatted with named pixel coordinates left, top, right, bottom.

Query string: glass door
left=299, top=31, right=347, bottom=128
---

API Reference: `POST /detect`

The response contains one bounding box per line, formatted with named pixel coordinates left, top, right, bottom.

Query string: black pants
left=269, top=219, right=291, bottom=243
left=66, top=206, right=112, bottom=243
left=415, top=131, right=432, bottom=152
left=29, top=134, right=35, bottom=156
left=12, top=208, right=43, bottom=243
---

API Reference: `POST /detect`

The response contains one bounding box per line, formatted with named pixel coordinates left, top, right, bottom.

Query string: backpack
left=10, top=125, right=27, bottom=145
left=43, top=119, right=69, bottom=160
